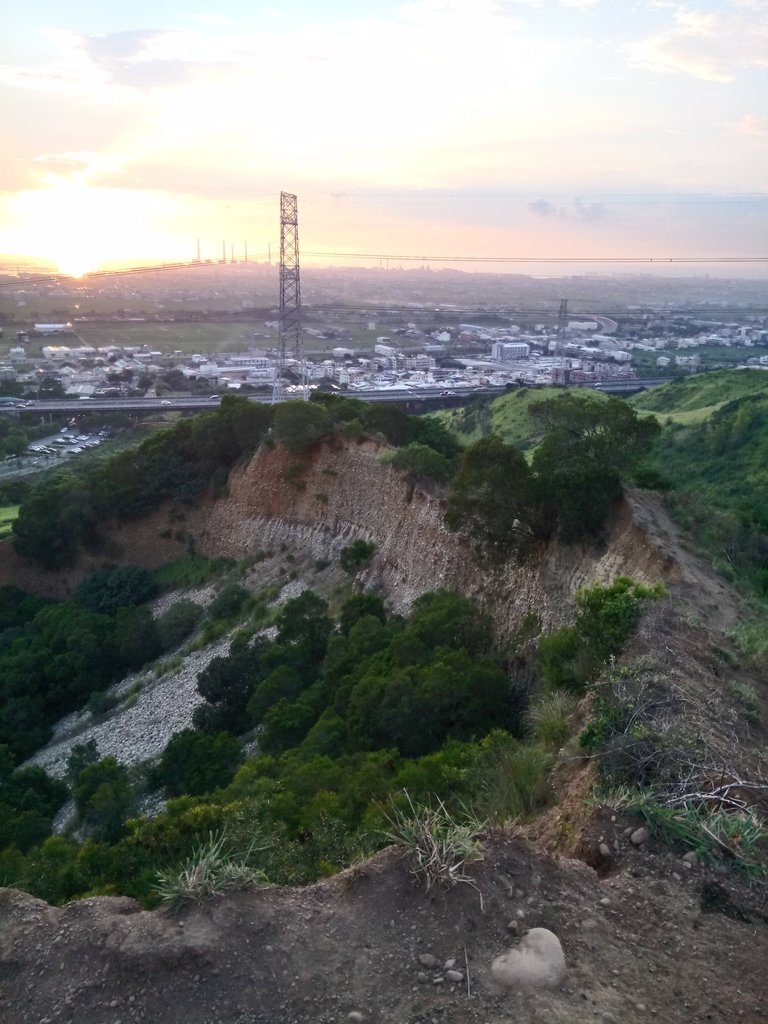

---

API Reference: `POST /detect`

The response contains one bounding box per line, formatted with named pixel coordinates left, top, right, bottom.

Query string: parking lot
left=1, top=427, right=109, bottom=479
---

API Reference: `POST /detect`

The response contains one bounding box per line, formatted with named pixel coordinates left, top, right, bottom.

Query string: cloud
left=728, top=113, right=768, bottom=137
left=626, top=4, right=768, bottom=83
left=528, top=198, right=610, bottom=221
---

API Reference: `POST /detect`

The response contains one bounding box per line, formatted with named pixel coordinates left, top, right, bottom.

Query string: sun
left=51, top=250, right=100, bottom=279
left=0, top=179, right=186, bottom=274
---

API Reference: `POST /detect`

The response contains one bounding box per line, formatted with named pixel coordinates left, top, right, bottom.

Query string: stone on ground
left=491, top=927, right=566, bottom=990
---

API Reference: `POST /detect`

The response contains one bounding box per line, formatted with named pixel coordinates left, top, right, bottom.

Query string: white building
left=491, top=341, right=530, bottom=361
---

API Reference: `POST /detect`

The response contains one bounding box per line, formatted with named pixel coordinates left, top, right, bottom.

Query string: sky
left=0, top=0, right=766, bottom=276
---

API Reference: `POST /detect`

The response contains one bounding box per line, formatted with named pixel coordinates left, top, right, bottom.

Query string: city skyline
left=1, top=0, right=767, bottom=277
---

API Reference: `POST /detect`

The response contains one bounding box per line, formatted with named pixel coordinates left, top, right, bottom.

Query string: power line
left=303, top=251, right=768, bottom=264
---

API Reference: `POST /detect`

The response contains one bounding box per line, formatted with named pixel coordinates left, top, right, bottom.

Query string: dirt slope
left=2, top=835, right=766, bottom=1024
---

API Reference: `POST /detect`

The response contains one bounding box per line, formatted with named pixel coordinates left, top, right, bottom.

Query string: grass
left=629, top=369, right=768, bottom=422
left=152, top=554, right=236, bottom=591
left=526, top=691, right=578, bottom=748
left=730, top=681, right=762, bottom=726
left=384, top=793, right=485, bottom=897
left=473, top=733, right=553, bottom=822
left=0, top=504, right=19, bottom=538
left=153, top=831, right=268, bottom=909
left=609, top=788, right=768, bottom=873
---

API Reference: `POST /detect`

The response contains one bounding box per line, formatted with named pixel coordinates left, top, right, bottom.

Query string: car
left=209, top=394, right=221, bottom=400
left=161, top=400, right=172, bottom=406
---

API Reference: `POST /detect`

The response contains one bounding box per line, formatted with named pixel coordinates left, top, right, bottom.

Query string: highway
left=8, top=378, right=672, bottom=416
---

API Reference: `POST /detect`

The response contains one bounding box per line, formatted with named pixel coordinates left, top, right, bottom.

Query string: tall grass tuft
left=384, top=793, right=484, bottom=897
left=526, top=691, right=578, bottom=748
left=153, top=831, right=267, bottom=909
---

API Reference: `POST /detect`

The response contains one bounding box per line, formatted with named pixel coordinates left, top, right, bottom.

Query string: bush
left=537, top=626, right=588, bottom=692
left=384, top=443, right=452, bottom=483
left=208, top=583, right=249, bottom=621
left=156, top=599, right=203, bottom=650
left=74, top=566, right=157, bottom=616
left=537, top=578, right=665, bottom=693
left=340, top=539, right=376, bottom=575
left=155, top=730, right=243, bottom=797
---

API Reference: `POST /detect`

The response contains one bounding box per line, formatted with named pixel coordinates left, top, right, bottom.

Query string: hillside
left=629, top=368, right=768, bottom=424
left=1, top=391, right=767, bottom=1024
left=433, top=386, right=609, bottom=449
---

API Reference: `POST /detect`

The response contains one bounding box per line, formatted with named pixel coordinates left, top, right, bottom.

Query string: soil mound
left=2, top=835, right=766, bottom=1024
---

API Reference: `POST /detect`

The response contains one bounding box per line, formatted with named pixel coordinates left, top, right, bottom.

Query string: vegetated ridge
left=1, top=383, right=767, bottom=1024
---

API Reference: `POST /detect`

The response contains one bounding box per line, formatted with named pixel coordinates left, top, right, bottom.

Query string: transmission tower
left=275, top=191, right=303, bottom=401
left=552, top=297, right=569, bottom=385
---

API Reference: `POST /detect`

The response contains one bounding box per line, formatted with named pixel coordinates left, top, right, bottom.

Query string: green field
left=629, top=368, right=768, bottom=425
left=0, top=504, right=19, bottom=538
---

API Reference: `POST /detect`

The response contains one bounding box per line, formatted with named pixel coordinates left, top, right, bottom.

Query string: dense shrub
left=384, top=443, right=453, bottom=483
left=156, top=599, right=204, bottom=650
left=73, top=566, right=157, bottom=616
left=154, top=730, right=243, bottom=797
left=340, top=539, right=376, bottom=574
left=537, top=577, right=664, bottom=693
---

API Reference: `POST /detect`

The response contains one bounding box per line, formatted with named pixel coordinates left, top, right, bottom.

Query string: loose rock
left=445, top=970, right=464, bottom=983
left=631, top=827, right=649, bottom=847
left=491, top=928, right=566, bottom=990
left=599, top=843, right=611, bottom=858
left=418, top=953, right=438, bottom=969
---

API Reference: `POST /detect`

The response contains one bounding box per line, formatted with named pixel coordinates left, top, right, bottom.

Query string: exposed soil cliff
left=196, top=438, right=735, bottom=635
left=0, top=438, right=735, bottom=638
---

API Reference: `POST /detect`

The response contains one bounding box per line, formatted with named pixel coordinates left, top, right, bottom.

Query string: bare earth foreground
left=1, top=833, right=766, bottom=1024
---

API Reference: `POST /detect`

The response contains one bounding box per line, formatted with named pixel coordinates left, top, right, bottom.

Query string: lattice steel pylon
left=552, top=297, right=569, bottom=385
left=275, top=191, right=303, bottom=401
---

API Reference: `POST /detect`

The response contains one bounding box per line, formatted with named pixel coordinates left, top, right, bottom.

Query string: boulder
left=491, top=927, right=566, bottom=990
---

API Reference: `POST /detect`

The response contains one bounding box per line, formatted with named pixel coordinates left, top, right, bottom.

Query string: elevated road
left=8, top=378, right=673, bottom=417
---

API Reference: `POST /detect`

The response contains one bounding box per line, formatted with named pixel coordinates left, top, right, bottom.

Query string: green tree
left=73, top=565, right=157, bottom=615
left=74, top=757, right=134, bottom=842
left=338, top=593, right=387, bottom=636
left=155, top=729, right=243, bottom=796
left=385, top=443, right=452, bottom=483
left=273, top=401, right=332, bottom=453
left=445, top=436, right=543, bottom=561
left=530, top=394, right=659, bottom=542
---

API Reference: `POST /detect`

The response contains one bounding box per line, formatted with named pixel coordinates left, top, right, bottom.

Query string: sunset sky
left=1, top=0, right=766, bottom=276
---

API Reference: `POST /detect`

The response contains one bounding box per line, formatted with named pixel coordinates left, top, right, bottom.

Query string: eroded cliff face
left=0, top=436, right=713, bottom=634
left=194, top=437, right=685, bottom=635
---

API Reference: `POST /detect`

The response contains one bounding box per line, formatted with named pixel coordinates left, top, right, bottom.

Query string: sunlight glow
left=0, top=179, right=189, bottom=273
